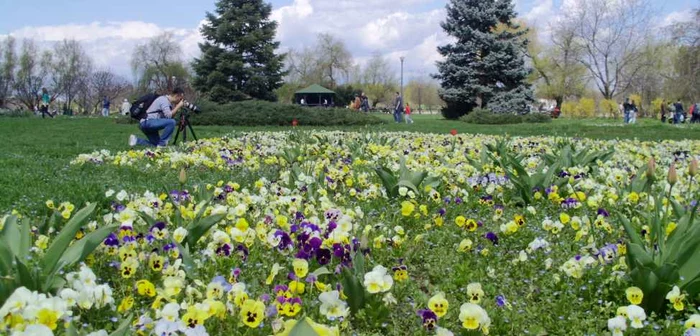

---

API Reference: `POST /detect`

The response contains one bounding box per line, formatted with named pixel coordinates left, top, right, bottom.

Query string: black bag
left=129, top=93, right=160, bottom=120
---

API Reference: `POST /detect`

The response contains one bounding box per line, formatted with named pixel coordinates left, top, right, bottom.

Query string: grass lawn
left=1, top=114, right=698, bottom=213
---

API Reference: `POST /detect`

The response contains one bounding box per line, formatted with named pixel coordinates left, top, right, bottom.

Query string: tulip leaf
left=185, top=213, right=225, bottom=248
left=109, top=314, right=134, bottom=336
left=288, top=317, right=320, bottom=336
left=42, top=203, right=96, bottom=275
left=1, top=215, right=20, bottom=257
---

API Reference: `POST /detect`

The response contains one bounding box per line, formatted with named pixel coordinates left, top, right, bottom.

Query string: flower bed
left=3, top=131, right=700, bottom=335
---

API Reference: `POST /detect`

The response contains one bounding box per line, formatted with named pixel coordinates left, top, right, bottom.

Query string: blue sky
left=0, top=0, right=695, bottom=79
left=0, top=0, right=693, bottom=33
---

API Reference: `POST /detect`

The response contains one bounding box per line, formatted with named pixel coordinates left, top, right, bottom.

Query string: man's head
left=168, top=87, right=185, bottom=104
left=396, top=92, right=400, bottom=96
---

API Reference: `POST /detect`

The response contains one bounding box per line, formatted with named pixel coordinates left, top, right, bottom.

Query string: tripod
left=172, top=109, right=198, bottom=144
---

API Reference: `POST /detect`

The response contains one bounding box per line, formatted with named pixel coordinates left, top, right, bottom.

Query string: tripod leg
left=173, top=123, right=182, bottom=144
left=187, top=121, right=198, bottom=141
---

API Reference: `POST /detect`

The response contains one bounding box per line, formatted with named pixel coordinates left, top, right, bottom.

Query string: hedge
left=117, top=100, right=383, bottom=126
left=460, top=108, right=551, bottom=124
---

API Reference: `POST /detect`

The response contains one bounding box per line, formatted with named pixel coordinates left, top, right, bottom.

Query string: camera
left=182, top=100, right=201, bottom=113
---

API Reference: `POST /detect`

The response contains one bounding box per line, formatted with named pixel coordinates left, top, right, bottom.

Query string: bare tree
left=362, top=52, right=395, bottom=86
left=131, top=32, right=189, bottom=93
left=406, top=76, right=442, bottom=112
left=316, top=33, right=352, bottom=88
left=0, top=37, right=17, bottom=108
left=284, top=47, right=323, bottom=86
left=50, top=39, right=92, bottom=110
left=89, top=70, right=131, bottom=113
left=527, top=22, right=588, bottom=108
left=564, top=0, right=653, bottom=99
left=13, top=40, right=52, bottom=110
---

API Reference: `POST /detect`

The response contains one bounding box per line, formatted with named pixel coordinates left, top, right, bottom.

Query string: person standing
left=674, top=100, right=684, bottom=124
left=40, top=88, right=53, bottom=118
left=102, top=96, right=111, bottom=117
left=121, top=98, right=131, bottom=116
left=629, top=100, right=638, bottom=124
left=622, top=98, right=631, bottom=124
left=393, top=92, right=403, bottom=123
left=360, top=92, right=369, bottom=112
left=404, top=102, right=414, bottom=124
left=660, top=100, right=667, bottom=123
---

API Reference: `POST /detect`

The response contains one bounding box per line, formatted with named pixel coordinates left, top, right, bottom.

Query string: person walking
left=393, top=92, right=403, bottom=123
left=674, top=100, right=684, bottom=124
left=404, top=102, right=414, bottom=124
left=39, top=88, right=53, bottom=118
left=121, top=98, right=131, bottom=116
left=102, top=96, right=111, bottom=117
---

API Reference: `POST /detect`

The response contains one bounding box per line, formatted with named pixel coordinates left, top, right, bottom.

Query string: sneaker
left=128, top=134, right=137, bottom=147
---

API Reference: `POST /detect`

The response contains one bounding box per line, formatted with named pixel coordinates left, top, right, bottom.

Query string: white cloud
left=5, top=21, right=204, bottom=77
left=661, top=10, right=694, bottom=27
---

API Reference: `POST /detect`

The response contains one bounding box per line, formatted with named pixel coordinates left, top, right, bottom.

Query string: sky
left=0, top=0, right=696, bottom=81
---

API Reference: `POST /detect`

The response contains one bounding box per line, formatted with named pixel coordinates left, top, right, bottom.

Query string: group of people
left=36, top=87, right=133, bottom=117
left=621, top=98, right=639, bottom=124
left=620, top=98, right=700, bottom=125
left=660, top=100, right=700, bottom=124
left=350, top=93, right=370, bottom=112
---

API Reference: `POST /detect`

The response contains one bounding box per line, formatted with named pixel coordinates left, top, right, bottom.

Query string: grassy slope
left=1, top=114, right=698, bottom=212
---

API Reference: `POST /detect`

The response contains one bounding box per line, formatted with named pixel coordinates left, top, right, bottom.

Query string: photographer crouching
left=128, top=87, right=186, bottom=147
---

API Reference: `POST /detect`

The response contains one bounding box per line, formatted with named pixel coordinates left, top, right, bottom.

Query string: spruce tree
left=434, top=0, right=532, bottom=119
left=193, top=0, right=286, bottom=103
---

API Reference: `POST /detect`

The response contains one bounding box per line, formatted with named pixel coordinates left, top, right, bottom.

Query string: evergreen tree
left=193, top=0, right=286, bottom=103
left=434, top=0, right=532, bottom=119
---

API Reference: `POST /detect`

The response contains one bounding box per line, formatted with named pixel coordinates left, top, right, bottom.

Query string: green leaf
left=619, top=215, right=644, bottom=247
left=353, top=250, right=366, bottom=277
left=185, top=213, right=225, bottom=248
left=375, top=167, right=398, bottom=198
left=395, top=180, right=419, bottom=195
left=681, top=278, right=700, bottom=299
left=108, top=314, right=134, bottom=336
left=1, top=215, right=20, bottom=257
left=340, top=268, right=366, bottom=315
left=14, top=256, right=38, bottom=291
left=65, top=322, right=80, bottom=336
left=0, top=243, right=13, bottom=276
left=42, top=203, right=96, bottom=275
left=57, top=224, right=117, bottom=271
left=174, top=241, right=195, bottom=272
left=17, top=218, right=31, bottom=260
left=311, top=267, right=332, bottom=277
left=137, top=211, right=157, bottom=227
left=288, top=317, right=320, bottom=336
left=670, top=199, right=686, bottom=218
left=628, top=243, right=655, bottom=268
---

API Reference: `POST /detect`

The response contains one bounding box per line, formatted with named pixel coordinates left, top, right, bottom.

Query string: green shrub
left=189, top=100, right=383, bottom=126
left=461, top=108, right=551, bottom=124
left=460, top=108, right=523, bottom=124
left=522, top=113, right=552, bottom=123
left=0, top=109, right=32, bottom=117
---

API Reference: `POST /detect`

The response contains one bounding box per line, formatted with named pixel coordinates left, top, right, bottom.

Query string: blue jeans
left=136, top=118, right=176, bottom=146
left=624, top=111, right=629, bottom=124
left=102, top=108, right=109, bottom=117
left=394, top=110, right=402, bottom=123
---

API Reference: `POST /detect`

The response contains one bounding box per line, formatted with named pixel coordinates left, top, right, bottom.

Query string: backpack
left=129, top=93, right=160, bottom=120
